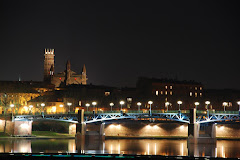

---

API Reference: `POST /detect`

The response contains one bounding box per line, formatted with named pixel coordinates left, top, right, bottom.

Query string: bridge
left=13, top=110, right=240, bottom=124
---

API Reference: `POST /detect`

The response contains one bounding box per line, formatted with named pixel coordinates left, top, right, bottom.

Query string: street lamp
left=59, top=104, right=63, bottom=114
left=110, top=102, right=114, bottom=112
left=10, top=104, right=14, bottom=121
left=120, top=101, right=124, bottom=111
left=67, top=102, right=72, bottom=113
left=148, top=101, right=153, bottom=115
left=85, top=103, right=90, bottom=112
left=177, top=101, right=182, bottom=111
left=41, top=103, right=45, bottom=117
left=137, top=102, right=141, bottom=112
left=92, top=101, right=97, bottom=111
left=223, top=102, right=228, bottom=112
left=29, top=105, right=33, bottom=114
left=237, top=101, right=240, bottom=112
left=165, top=102, right=170, bottom=112
left=194, top=102, right=200, bottom=110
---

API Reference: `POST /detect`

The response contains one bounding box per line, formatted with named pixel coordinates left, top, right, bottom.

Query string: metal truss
left=196, top=113, right=240, bottom=123
left=13, top=112, right=240, bottom=124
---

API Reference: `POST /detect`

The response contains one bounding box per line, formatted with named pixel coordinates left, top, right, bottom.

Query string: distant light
left=237, top=101, right=240, bottom=105
left=59, top=104, right=64, bottom=107
left=194, top=102, right=200, bottom=106
left=67, top=102, right=72, bottom=106
left=92, top=102, right=97, bottom=106
left=110, top=103, right=114, bottom=106
left=177, top=101, right=182, bottom=105
left=205, top=101, right=210, bottom=105
left=148, top=101, right=153, bottom=105
left=222, top=102, right=228, bottom=106
left=165, top=102, right=170, bottom=106
left=85, top=103, right=90, bottom=107
left=120, top=101, right=125, bottom=105
left=10, top=104, right=14, bottom=108
left=41, top=103, right=45, bottom=107
left=29, top=105, right=33, bottom=108
left=137, top=102, right=141, bottom=106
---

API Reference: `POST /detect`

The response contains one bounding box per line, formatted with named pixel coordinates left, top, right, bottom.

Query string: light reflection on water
left=0, top=139, right=239, bottom=158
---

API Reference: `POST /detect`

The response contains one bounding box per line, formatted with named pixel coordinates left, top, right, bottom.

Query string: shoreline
left=1, top=135, right=240, bottom=140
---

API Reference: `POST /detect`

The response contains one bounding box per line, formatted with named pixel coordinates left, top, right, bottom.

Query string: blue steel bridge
left=13, top=110, right=240, bottom=124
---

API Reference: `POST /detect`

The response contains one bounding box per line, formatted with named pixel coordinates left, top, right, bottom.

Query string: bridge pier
left=188, top=108, right=216, bottom=145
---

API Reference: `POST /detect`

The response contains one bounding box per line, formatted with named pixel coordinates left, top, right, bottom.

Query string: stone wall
left=13, top=121, right=32, bottom=136
left=0, top=119, right=5, bottom=132
left=216, top=124, right=240, bottom=138
left=104, top=122, right=188, bottom=137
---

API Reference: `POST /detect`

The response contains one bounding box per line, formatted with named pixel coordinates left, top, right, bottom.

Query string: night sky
left=1, top=1, right=239, bottom=89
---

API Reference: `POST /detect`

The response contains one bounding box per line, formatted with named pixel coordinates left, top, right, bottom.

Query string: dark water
left=0, top=139, right=239, bottom=158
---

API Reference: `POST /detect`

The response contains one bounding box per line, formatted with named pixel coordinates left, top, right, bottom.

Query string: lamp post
left=194, top=102, right=200, bottom=110
left=205, top=101, right=210, bottom=117
left=237, top=101, right=240, bottom=115
left=10, top=104, right=14, bottom=121
left=137, top=102, right=141, bottom=112
left=29, top=105, right=33, bottom=114
left=223, top=102, right=228, bottom=112
left=110, top=103, right=114, bottom=112
left=67, top=102, right=72, bottom=113
left=148, top=101, right=153, bottom=115
left=177, top=101, right=182, bottom=111
left=59, top=104, right=63, bottom=114
left=92, top=102, right=97, bottom=116
left=120, top=101, right=124, bottom=111
left=85, top=103, right=90, bottom=112
left=41, top=103, right=45, bottom=118
left=165, top=102, right=170, bottom=112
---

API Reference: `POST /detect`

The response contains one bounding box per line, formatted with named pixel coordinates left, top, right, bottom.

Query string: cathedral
left=44, top=48, right=87, bottom=87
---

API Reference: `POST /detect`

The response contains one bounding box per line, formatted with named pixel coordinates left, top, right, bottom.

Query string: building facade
left=44, top=48, right=87, bottom=87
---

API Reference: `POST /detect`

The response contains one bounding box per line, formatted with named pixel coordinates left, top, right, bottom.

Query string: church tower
left=81, top=64, right=87, bottom=85
left=44, top=48, right=55, bottom=82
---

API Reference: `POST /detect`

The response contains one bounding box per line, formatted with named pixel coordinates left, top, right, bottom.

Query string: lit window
left=200, top=93, right=202, bottom=97
left=105, top=92, right=110, bottom=96
left=127, top=98, right=132, bottom=102
left=190, top=92, right=192, bottom=96
left=165, top=91, right=167, bottom=95
left=195, top=87, right=197, bottom=90
left=170, top=86, right=173, bottom=89
left=165, top=98, right=168, bottom=101
left=165, top=86, right=168, bottom=89
left=195, top=92, right=197, bottom=97
left=161, top=91, right=163, bottom=95
left=156, top=91, right=159, bottom=96
left=52, top=106, right=56, bottom=113
left=170, top=91, right=172, bottom=95
left=200, top=87, right=202, bottom=90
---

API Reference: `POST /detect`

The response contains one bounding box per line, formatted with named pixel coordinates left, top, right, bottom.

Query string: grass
left=32, top=131, right=74, bottom=137
left=0, top=132, right=9, bottom=137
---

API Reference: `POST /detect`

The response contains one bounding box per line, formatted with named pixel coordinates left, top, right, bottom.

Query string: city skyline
left=1, top=1, right=239, bottom=89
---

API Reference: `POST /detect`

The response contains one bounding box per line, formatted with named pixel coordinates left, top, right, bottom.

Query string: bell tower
left=44, top=48, right=55, bottom=82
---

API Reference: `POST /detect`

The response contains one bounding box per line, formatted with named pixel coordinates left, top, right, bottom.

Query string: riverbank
left=2, top=131, right=240, bottom=140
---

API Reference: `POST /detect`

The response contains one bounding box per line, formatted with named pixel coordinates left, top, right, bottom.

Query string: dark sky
left=1, top=0, right=239, bottom=89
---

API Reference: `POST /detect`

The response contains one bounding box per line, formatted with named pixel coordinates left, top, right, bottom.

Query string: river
left=0, top=139, right=239, bottom=158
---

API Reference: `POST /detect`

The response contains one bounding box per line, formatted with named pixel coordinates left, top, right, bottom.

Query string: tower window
left=170, top=91, right=172, bottom=95
left=161, top=91, right=163, bottom=95
left=200, top=87, right=202, bottom=90
left=200, top=93, right=202, bottom=97
left=170, top=86, right=173, bottom=89
left=195, top=92, right=197, bottom=97
left=156, top=91, right=159, bottom=96
left=195, top=87, right=197, bottom=90
left=165, top=91, right=167, bottom=95
left=165, top=86, right=168, bottom=89
left=105, top=92, right=110, bottom=96
left=190, top=92, right=192, bottom=97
